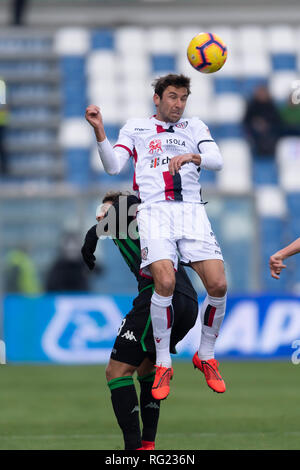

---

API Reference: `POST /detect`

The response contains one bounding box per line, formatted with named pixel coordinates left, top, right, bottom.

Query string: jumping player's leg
left=190, top=259, right=227, bottom=393
left=137, top=206, right=177, bottom=370
left=191, top=259, right=227, bottom=359
left=177, top=199, right=227, bottom=392
left=147, top=259, right=175, bottom=400
left=149, top=259, right=175, bottom=368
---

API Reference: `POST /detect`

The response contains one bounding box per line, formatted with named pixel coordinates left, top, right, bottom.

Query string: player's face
left=96, top=201, right=113, bottom=221
left=154, top=86, right=189, bottom=123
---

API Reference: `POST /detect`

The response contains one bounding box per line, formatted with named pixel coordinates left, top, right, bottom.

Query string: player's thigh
left=138, top=203, right=178, bottom=280
left=110, top=288, right=153, bottom=369
left=139, top=236, right=178, bottom=278
left=191, top=259, right=227, bottom=296
left=149, top=258, right=176, bottom=294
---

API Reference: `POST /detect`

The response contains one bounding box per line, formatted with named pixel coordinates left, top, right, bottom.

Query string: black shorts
left=110, top=286, right=198, bottom=367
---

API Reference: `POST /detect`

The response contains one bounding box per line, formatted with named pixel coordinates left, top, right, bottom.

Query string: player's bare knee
left=207, top=280, right=227, bottom=298
left=155, top=276, right=175, bottom=296
left=105, top=362, right=122, bottom=382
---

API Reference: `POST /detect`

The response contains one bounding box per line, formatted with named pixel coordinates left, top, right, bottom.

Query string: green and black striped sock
left=107, top=376, right=142, bottom=450
left=138, top=372, right=161, bottom=443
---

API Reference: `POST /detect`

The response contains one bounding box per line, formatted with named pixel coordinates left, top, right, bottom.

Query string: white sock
left=151, top=291, right=173, bottom=367
left=198, top=294, right=227, bottom=360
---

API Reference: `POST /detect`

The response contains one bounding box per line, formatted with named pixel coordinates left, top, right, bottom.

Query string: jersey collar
left=150, top=115, right=181, bottom=127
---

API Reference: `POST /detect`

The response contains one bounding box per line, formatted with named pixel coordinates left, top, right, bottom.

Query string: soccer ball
left=187, top=32, right=227, bottom=73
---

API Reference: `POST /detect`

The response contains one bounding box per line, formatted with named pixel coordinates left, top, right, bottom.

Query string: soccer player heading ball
left=85, top=73, right=227, bottom=400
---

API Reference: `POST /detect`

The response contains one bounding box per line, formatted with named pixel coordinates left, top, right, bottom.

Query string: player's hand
left=168, top=153, right=194, bottom=176
left=269, top=253, right=287, bottom=279
left=85, top=105, right=104, bottom=129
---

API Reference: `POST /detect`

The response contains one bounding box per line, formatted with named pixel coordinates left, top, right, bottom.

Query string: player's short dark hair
left=152, top=74, right=191, bottom=98
left=102, top=190, right=130, bottom=204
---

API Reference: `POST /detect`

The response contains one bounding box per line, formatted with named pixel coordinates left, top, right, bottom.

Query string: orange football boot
left=192, top=352, right=226, bottom=393
left=151, top=366, right=173, bottom=400
left=142, top=440, right=155, bottom=450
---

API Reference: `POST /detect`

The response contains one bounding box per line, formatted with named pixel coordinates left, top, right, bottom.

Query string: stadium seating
left=1, top=24, right=300, bottom=293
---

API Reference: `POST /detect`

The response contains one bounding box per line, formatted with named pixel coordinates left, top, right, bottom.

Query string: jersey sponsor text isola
left=97, top=116, right=223, bottom=207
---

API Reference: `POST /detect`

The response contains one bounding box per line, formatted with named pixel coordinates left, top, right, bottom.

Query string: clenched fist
left=85, top=105, right=103, bottom=129
left=85, top=105, right=106, bottom=141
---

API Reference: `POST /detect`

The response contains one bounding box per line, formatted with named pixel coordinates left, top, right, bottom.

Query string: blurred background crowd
left=0, top=0, right=300, bottom=297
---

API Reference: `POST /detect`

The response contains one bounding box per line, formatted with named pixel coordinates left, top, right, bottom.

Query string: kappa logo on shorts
left=121, top=330, right=137, bottom=342
left=141, top=247, right=148, bottom=260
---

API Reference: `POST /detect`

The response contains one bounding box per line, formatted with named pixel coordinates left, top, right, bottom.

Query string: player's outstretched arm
left=269, top=237, right=300, bottom=279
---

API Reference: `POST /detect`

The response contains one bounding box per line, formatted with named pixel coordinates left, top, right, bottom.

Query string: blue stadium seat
left=260, top=217, right=284, bottom=239
left=65, top=149, right=91, bottom=186
left=240, top=77, right=268, bottom=98
left=287, top=218, right=300, bottom=239
left=258, top=216, right=290, bottom=291
left=61, top=78, right=86, bottom=94
left=286, top=192, right=300, bottom=216
left=105, top=125, right=120, bottom=142
left=252, top=158, right=278, bottom=185
left=151, top=54, right=176, bottom=72
left=215, top=123, right=244, bottom=139
left=271, top=53, right=297, bottom=71
left=225, top=241, right=252, bottom=292
left=60, top=56, right=86, bottom=118
left=60, top=56, right=86, bottom=75
left=91, top=29, right=115, bottom=50
left=199, top=169, right=216, bottom=185
left=214, top=77, right=240, bottom=94
left=62, top=100, right=87, bottom=118
left=260, top=217, right=285, bottom=261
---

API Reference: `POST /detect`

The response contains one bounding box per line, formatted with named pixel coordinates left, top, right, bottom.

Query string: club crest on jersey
left=175, top=121, right=188, bottom=129
left=149, top=139, right=163, bottom=154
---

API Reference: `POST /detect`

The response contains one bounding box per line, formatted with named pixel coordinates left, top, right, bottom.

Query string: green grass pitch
left=0, top=360, right=300, bottom=450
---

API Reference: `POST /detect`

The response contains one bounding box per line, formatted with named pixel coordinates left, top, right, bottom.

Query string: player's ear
left=153, top=93, right=160, bottom=107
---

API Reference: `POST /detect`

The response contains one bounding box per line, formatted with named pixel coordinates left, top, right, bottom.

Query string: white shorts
left=137, top=201, right=223, bottom=276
